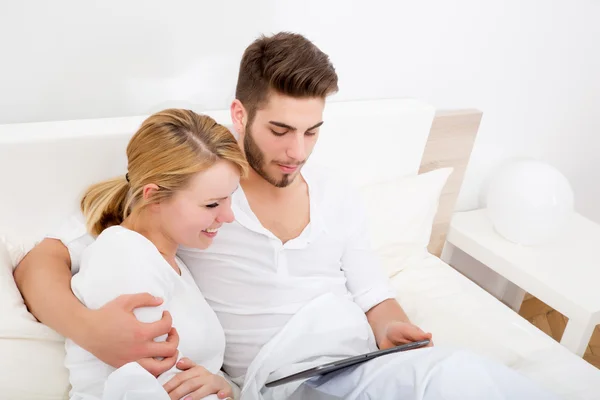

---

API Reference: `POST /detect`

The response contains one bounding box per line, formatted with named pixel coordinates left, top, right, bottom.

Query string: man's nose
left=287, top=133, right=306, bottom=161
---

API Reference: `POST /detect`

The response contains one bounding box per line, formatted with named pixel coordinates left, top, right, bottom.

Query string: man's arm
left=14, top=239, right=85, bottom=334
left=365, top=298, right=410, bottom=343
left=339, top=186, right=432, bottom=349
left=13, top=238, right=178, bottom=374
left=366, top=298, right=431, bottom=349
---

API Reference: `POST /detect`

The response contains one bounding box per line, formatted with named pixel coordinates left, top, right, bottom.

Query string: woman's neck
left=121, top=210, right=180, bottom=274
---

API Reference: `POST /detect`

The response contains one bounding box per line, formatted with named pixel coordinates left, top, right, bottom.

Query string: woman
left=64, top=109, right=248, bottom=400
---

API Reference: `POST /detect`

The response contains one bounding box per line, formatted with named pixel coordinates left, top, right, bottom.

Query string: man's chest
left=247, top=194, right=310, bottom=244
left=253, top=208, right=309, bottom=244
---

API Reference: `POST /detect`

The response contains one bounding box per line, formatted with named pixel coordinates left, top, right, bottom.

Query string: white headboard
left=0, top=99, right=436, bottom=245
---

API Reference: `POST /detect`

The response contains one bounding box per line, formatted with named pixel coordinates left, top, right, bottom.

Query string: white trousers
left=264, top=347, right=560, bottom=400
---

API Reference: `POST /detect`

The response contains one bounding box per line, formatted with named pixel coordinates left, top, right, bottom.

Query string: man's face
left=243, top=91, right=325, bottom=188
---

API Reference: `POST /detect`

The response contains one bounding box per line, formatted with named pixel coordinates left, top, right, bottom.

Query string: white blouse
left=64, top=225, right=226, bottom=399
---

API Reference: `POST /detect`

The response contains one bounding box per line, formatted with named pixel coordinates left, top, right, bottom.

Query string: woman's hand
left=163, top=358, right=233, bottom=400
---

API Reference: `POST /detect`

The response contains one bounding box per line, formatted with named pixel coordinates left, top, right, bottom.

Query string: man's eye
left=270, top=129, right=287, bottom=136
left=206, top=203, right=219, bottom=209
left=305, top=131, right=317, bottom=136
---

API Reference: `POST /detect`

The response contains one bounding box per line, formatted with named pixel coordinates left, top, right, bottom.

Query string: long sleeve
left=339, top=190, right=396, bottom=312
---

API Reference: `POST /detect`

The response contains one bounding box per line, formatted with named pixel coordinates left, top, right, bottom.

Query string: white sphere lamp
left=485, top=159, right=575, bottom=245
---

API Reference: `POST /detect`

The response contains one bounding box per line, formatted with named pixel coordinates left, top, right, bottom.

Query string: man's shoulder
left=303, top=162, right=366, bottom=229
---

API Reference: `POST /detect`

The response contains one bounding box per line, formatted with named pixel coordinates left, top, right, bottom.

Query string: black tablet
left=265, top=339, right=430, bottom=388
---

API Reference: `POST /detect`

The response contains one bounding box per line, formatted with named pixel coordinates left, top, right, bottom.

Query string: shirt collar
left=232, top=165, right=325, bottom=248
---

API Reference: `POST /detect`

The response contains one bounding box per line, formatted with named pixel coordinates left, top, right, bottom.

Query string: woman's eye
left=205, top=203, right=219, bottom=209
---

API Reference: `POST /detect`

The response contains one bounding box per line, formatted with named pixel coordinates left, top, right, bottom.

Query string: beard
left=243, top=128, right=304, bottom=188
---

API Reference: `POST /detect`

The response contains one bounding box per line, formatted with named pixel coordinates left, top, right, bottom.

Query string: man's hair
left=235, top=32, right=339, bottom=123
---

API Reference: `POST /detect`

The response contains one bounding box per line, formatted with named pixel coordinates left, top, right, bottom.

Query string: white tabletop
left=447, top=209, right=600, bottom=323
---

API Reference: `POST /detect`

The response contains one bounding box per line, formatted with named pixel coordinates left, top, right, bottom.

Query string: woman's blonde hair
left=81, top=109, right=248, bottom=236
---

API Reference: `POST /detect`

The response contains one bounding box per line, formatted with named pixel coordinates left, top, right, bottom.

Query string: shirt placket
left=274, top=243, right=289, bottom=276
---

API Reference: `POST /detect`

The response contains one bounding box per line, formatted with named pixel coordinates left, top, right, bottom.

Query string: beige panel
left=419, top=109, right=483, bottom=256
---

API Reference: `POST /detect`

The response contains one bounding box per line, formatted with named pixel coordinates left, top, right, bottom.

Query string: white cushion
left=0, top=238, right=70, bottom=399
left=359, top=168, right=453, bottom=277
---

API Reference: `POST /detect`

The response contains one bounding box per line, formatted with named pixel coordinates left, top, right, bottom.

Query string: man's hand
left=365, top=299, right=433, bottom=350
left=80, top=293, right=177, bottom=368
left=137, top=327, right=180, bottom=377
left=378, top=321, right=433, bottom=350
left=163, top=358, right=233, bottom=400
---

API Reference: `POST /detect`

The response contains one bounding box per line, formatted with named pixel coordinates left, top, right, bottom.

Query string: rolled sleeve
left=47, top=212, right=94, bottom=275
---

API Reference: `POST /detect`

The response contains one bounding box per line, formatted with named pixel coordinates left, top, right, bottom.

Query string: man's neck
left=241, top=169, right=303, bottom=200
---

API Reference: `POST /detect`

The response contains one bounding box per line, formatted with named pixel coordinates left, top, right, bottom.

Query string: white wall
left=1, top=0, right=599, bottom=221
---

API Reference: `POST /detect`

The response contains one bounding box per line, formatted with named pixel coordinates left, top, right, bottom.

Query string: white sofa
left=1, top=99, right=599, bottom=399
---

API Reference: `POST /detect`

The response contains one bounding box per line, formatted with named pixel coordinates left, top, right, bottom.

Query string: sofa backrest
left=0, top=98, right=435, bottom=245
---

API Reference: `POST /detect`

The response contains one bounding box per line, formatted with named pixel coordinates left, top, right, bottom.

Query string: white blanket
left=240, top=293, right=378, bottom=400
left=239, top=293, right=562, bottom=400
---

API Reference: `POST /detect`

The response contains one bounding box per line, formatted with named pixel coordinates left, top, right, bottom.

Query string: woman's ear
left=142, top=183, right=160, bottom=202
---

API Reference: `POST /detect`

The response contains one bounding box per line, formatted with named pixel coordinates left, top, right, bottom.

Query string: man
left=15, top=32, right=556, bottom=399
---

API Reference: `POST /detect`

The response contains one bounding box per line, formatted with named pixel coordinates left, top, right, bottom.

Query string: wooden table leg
left=561, top=316, right=595, bottom=357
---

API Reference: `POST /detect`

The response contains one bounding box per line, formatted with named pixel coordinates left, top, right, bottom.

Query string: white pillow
left=0, top=238, right=70, bottom=399
left=358, top=168, right=453, bottom=277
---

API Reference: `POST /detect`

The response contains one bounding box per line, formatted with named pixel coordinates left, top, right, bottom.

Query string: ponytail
left=80, top=176, right=130, bottom=236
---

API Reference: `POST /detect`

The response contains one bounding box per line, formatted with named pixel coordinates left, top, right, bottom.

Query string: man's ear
left=230, top=99, right=247, bottom=137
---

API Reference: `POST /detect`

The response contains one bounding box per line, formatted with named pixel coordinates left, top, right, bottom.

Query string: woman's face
left=158, top=160, right=241, bottom=250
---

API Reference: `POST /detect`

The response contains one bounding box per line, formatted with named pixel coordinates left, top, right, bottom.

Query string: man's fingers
left=166, top=327, right=179, bottom=345
left=405, top=325, right=430, bottom=341
left=147, top=339, right=178, bottom=359
left=388, top=324, right=413, bottom=343
left=137, top=351, right=178, bottom=377
left=388, top=323, right=432, bottom=346
left=144, top=311, right=173, bottom=340
left=122, top=292, right=163, bottom=311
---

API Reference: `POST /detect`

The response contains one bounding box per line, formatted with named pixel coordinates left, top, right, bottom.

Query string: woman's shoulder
left=81, top=226, right=165, bottom=275
left=91, top=225, right=153, bottom=252
left=73, top=226, right=179, bottom=307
